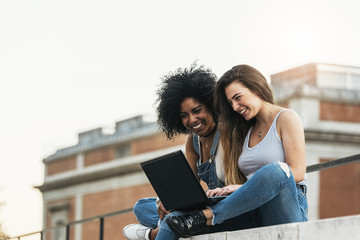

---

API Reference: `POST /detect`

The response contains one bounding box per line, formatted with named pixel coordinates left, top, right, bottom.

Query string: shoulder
left=185, top=133, right=199, bottom=169
left=185, top=134, right=196, bottom=151
left=277, top=108, right=301, bottom=123
left=277, top=108, right=304, bottom=135
left=185, top=133, right=195, bottom=145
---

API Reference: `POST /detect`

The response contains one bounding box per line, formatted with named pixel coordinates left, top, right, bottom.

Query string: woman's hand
left=206, top=184, right=241, bottom=197
left=156, top=199, right=170, bottom=220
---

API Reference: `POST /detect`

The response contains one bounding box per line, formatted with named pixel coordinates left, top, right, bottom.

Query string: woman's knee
left=266, top=162, right=291, bottom=179
left=133, top=197, right=158, bottom=224
left=255, top=162, right=292, bottom=185
left=277, top=162, right=290, bottom=178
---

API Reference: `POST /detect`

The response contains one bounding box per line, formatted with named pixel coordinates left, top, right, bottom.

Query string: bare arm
left=277, top=110, right=306, bottom=182
left=156, top=199, right=169, bottom=220
left=185, top=134, right=200, bottom=178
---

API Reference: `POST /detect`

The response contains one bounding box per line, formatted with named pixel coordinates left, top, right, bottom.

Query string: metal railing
left=8, top=208, right=133, bottom=240
left=306, top=153, right=360, bottom=173
left=8, top=153, right=360, bottom=240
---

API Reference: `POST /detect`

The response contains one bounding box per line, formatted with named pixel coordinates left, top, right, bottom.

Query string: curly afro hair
left=155, top=62, right=218, bottom=139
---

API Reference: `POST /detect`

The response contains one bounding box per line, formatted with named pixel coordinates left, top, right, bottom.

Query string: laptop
left=140, top=150, right=226, bottom=212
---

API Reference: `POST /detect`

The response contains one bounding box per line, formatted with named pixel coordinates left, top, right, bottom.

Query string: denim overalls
left=193, top=129, right=225, bottom=189
left=133, top=129, right=225, bottom=229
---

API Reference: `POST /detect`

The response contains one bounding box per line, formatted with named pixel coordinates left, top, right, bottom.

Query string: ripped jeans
left=157, top=162, right=308, bottom=240
left=209, top=161, right=308, bottom=225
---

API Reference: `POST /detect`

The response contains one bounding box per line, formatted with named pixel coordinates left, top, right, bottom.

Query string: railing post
left=66, top=224, right=70, bottom=240
left=99, top=217, right=104, bottom=240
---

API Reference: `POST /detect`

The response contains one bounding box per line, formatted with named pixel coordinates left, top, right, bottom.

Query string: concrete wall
left=183, top=214, right=360, bottom=240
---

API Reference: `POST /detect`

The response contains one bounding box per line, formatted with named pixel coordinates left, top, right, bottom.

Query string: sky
left=1, top=0, right=360, bottom=237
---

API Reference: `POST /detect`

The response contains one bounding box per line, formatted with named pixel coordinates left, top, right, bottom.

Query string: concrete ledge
left=181, top=214, right=360, bottom=240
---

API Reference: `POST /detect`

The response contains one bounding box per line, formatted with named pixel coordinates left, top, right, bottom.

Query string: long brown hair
left=214, top=65, right=274, bottom=185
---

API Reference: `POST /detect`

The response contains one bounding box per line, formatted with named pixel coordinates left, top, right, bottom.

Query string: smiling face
left=179, top=97, right=216, bottom=137
left=225, top=81, right=263, bottom=121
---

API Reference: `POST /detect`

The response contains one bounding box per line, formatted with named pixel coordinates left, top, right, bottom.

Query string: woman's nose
left=189, top=114, right=197, bottom=123
left=232, top=102, right=239, bottom=111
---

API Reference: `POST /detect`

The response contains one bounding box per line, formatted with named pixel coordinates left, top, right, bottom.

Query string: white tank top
left=238, top=109, right=294, bottom=179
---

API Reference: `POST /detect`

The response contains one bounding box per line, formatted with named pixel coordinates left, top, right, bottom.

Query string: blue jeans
left=133, top=198, right=259, bottom=239
left=133, top=130, right=225, bottom=231
left=156, top=162, right=308, bottom=240
left=133, top=197, right=159, bottom=229
left=157, top=209, right=260, bottom=240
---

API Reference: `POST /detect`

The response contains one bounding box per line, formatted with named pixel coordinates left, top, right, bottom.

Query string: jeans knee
left=278, top=162, right=290, bottom=178
left=133, top=197, right=156, bottom=219
left=133, top=200, right=143, bottom=218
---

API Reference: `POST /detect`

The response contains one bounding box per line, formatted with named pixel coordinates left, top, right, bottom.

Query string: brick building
left=37, top=115, right=186, bottom=240
left=271, top=63, right=360, bottom=220
left=37, top=63, right=360, bottom=240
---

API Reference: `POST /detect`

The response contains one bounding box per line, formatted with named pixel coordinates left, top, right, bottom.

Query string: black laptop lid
left=140, top=150, right=208, bottom=212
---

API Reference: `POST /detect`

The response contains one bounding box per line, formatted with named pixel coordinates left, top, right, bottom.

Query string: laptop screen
left=140, top=150, right=209, bottom=211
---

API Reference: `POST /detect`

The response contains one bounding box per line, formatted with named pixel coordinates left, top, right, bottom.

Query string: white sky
left=1, top=0, right=360, bottom=236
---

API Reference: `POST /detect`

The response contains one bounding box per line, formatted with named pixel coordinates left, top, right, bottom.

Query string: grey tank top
left=238, top=109, right=307, bottom=186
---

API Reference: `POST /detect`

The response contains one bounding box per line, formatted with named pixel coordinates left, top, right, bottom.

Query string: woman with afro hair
left=123, top=63, right=257, bottom=240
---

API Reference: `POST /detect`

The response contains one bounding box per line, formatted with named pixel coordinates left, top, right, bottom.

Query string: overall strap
left=193, top=128, right=220, bottom=163
left=210, top=128, right=220, bottom=158
left=193, top=134, right=200, bottom=155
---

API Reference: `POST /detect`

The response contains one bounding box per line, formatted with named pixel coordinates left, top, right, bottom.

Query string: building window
left=349, top=73, right=360, bottom=89
left=115, top=143, right=130, bottom=159
left=48, top=203, right=69, bottom=240
left=54, top=220, right=66, bottom=240
left=317, top=71, right=347, bottom=89
left=318, top=70, right=360, bottom=90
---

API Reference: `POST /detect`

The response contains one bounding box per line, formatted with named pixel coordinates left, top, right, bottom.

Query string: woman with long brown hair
left=163, top=64, right=308, bottom=239
left=124, top=63, right=258, bottom=240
